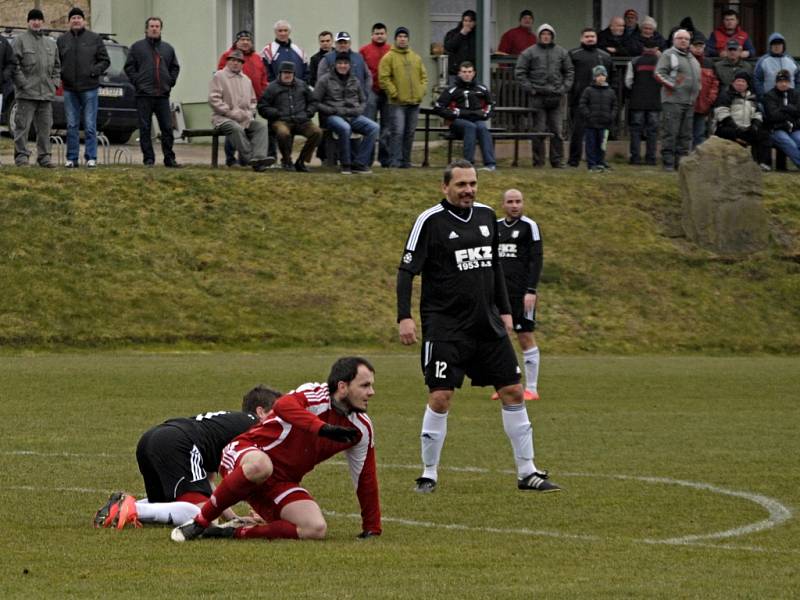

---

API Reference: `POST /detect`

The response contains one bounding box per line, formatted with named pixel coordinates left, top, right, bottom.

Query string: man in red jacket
left=360, top=23, right=392, bottom=167
left=689, top=32, right=719, bottom=147
left=217, top=30, right=269, bottom=167
left=171, top=357, right=381, bottom=542
left=497, top=10, right=537, bottom=55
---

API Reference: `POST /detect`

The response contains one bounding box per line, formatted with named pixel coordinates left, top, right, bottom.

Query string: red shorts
left=219, top=440, right=314, bottom=523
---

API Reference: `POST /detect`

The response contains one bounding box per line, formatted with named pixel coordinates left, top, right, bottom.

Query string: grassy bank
left=0, top=165, right=798, bottom=352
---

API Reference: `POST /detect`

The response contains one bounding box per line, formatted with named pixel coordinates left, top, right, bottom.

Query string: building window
left=232, top=0, right=254, bottom=37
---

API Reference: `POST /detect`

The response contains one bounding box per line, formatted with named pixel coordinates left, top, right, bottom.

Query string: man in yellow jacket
left=378, top=27, right=427, bottom=168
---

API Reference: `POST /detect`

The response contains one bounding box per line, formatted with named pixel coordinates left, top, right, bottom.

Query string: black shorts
left=510, top=295, right=536, bottom=333
left=421, top=336, right=521, bottom=390
left=135, top=424, right=212, bottom=502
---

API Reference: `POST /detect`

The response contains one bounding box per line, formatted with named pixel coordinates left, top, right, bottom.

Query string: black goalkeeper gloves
left=319, top=423, right=359, bottom=443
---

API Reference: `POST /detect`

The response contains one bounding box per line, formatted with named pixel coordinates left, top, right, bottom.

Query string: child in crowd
left=579, top=65, right=617, bottom=171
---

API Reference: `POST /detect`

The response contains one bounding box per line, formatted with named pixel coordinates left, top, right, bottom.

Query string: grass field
left=1, top=350, right=797, bottom=599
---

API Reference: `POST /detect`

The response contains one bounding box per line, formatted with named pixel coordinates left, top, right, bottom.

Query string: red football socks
left=197, top=463, right=259, bottom=526
left=234, top=520, right=299, bottom=540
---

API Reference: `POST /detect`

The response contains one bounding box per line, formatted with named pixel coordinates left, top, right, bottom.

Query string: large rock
left=679, top=136, right=769, bottom=254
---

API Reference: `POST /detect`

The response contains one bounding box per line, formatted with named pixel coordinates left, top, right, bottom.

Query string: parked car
left=1, top=27, right=138, bottom=143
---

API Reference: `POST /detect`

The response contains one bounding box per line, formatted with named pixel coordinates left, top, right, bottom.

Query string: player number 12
left=435, top=361, right=448, bottom=379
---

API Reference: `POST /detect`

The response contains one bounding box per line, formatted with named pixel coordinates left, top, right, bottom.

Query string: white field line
left=4, top=450, right=794, bottom=552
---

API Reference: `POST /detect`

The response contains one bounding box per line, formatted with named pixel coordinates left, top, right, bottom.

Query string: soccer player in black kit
left=93, top=385, right=282, bottom=529
left=397, top=159, right=560, bottom=494
left=494, top=188, right=543, bottom=401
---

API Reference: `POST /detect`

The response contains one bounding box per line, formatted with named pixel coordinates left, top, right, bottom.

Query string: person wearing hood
left=754, top=33, right=800, bottom=98
left=579, top=65, right=617, bottom=171
left=433, top=61, right=496, bottom=171
left=261, top=20, right=307, bottom=83
left=714, top=39, right=753, bottom=90
left=567, top=27, right=613, bottom=167
left=257, top=61, right=321, bottom=172
left=762, top=69, right=800, bottom=169
left=625, top=16, right=667, bottom=56
left=689, top=31, right=719, bottom=148
left=712, top=70, right=771, bottom=170
left=124, top=16, right=181, bottom=167
left=705, top=9, right=756, bottom=59
left=515, top=24, right=574, bottom=168
left=218, top=30, right=269, bottom=167
left=653, top=29, right=700, bottom=170
left=313, top=52, right=379, bottom=174
left=444, top=10, right=477, bottom=84
left=12, top=9, right=60, bottom=168
left=378, top=27, right=427, bottom=168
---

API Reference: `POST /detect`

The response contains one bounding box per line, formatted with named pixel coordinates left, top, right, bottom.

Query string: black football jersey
left=497, top=216, right=543, bottom=297
left=163, top=411, right=259, bottom=472
left=399, top=199, right=510, bottom=341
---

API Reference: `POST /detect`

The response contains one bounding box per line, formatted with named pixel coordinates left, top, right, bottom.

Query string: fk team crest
left=479, top=225, right=490, bottom=237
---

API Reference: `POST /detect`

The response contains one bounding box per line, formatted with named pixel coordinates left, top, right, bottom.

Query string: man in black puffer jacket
left=56, top=7, right=110, bottom=168
left=258, top=61, right=322, bottom=172
left=579, top=65, right=617, bottom=171
left=434, top=61, right=496, bottom=170
left=124, top=16, right=181, bottom=167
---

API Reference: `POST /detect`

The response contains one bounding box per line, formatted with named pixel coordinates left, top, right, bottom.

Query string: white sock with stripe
left=523, top=346, right=540, bottom=392
left=135, top=500, right=200, bottom=525
left=420, top=406, right=448, bottom=481
left=501, top=403, right=539, bottom=478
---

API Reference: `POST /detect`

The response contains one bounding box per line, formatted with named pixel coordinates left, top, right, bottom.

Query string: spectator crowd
left=2, top=6, right=799, bottom=173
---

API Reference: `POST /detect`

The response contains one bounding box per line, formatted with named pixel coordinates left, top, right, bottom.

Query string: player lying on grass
left=170, top=356, right=381, bottom=542
left=93, top=385, right=282, bottom=529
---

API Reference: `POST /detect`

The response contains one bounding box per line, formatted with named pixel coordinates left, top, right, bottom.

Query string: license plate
left=99, top=87, right=123, bottom=98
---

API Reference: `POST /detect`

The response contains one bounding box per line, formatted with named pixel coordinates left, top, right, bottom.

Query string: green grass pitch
left=1, top=350, right=798, bottom=598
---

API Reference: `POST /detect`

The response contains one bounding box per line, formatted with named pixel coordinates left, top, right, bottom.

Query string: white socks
left=420, top=406, right=448, bottom=481
left=135, top=499, right=201, bottom=525
left=523, top=346, right=540, bottom=392
left=501, top=403, right=538, bottom=478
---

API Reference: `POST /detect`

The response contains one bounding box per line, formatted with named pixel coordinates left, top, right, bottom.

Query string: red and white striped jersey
left=231, top=382, right=381, bottom=533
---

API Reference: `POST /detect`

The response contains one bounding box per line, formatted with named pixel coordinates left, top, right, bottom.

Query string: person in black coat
left=0, top=33, right=17, bottom=139
left=568, top=27, right=613, bottom=167
left=56, top=7, right=110, bottom=167
left=762, top=69, right=800, bottom=168
left=443, top=10, right=476, bottom=84
left=124, top=17, right=181, bottom=167
left=579, top=66, right=617, bottom=171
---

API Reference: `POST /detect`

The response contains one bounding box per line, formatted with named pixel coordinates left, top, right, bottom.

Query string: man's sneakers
left=115, top=494, right=141, bottom=529
left=414, top=477, right=437, bottom=494
left=518, top=471, right=561, bottom=492
left=490, top=389, right=540, bottom=401
left=93, top=491, right=124, bottom=528
left=171, top=519, right=236, bottom=542
left=93, top=492, right=141, bottom=528
left=171, top=519, right=207, bottom=542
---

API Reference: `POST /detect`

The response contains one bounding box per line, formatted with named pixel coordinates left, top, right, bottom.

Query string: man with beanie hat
left=314, top=52, right=379, bottom=174
left=360, top=23, right=392, bottom=167
left=515, top=24, right=574, bottom=167
left=762, top=69, right=800, bottom=169
left=714, top=39, right=753, bottom=90
left=654, top=28, right=700, bottom=170
left=378, top=26, right=427, bottom=168
left=12, top=9, right=60, bottom=167
left=209, top=50, right=273, bottom=172
left=444, top=10, right=477, bottom=84
left=567, top=27, right=613, bottom=167
left=257, top=61, right=321, bottom=172
left=689, top=31, right=719, bottom=147
left=218, top=30, right=269, bottom=167
left=713, top=70, right=771, bottom=170
left=497, top=10, right=537, bottom=56
left=56, top=6, right=110, bottom=168
left=124, top=17, right=181, bottom=167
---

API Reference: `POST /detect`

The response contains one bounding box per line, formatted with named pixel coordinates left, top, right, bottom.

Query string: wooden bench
left=180, top=128, right=224, bottom=167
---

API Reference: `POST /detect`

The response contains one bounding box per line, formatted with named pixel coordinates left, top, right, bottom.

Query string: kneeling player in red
left=171, top=356, right=381, bottom=542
